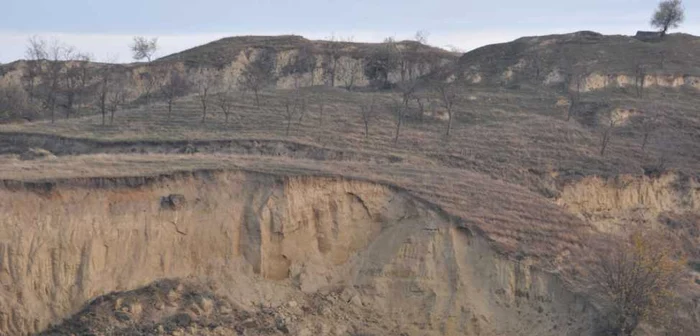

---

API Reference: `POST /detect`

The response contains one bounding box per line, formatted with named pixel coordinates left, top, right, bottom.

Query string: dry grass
left=1, top=84, right=697, bottom=188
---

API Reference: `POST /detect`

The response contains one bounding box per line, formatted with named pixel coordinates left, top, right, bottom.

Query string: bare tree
left=96, top=65, right=112, bottom=125
left=0, top=83, right=40, bottom=120
left=23, top=36, right=47, bottom=101
left=296, top=94, right=307, bottom=124
left=75, top=53, right=93, bottom=110
left=138, top=69, right=161, bottom=106
left=131, top=36, right=158, bottom=62
left=390, top=97, right=405, bottom=144
left=193, top=70, right=215, bottom=123
left=414, top=30, right=429, bottom=45
left=364, top=38, right=400, bottom=89
left=651, top=0, right=685, bottom=37
left=579, top=230, right=685, bottom=335
left=322, top=35, right=345, bottom=87
left=42, top=39, right=71, bottom=123
left=282, top=96, right=300, bottom=136
left=61, top=53, right=91, bottom=118
left=359, top=96, right=377, bottom=138
left=284, top=43, right=317, bottom=86
left=217, top=78, right=237, bottom=124
left=566, top=65, right=588, bottom=121
left=600, top=109, right=621, bottom=156
left=160, top=68, right=190, bottom=116
left=640, top=100, right=664, bottom=151
left=338, top=58, right=362, bottom=91
left=239, top=50, right=276, bottom=108
left=317, top=101, right=325, bottom=128
left=633, top=62, right=647, bottom=98
left=433, top=80, right=459, bottom=137
left=107, top=72, right=129, bottom=124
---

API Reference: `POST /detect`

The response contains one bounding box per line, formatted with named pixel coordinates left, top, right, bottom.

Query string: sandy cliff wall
left=0, top=171, right=597, bottom=335
left=556, top=173, right=700, bottom=233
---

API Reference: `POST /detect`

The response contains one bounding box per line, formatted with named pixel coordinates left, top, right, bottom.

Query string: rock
left=340, top=287, right=361, bottom=306
left=287, top=301, right=298, bottom=308
left=114, top=311, right=130, bottom=322
left=240, top=318, right=257, bottom=328
left=349, top=295, right=363, bottom=307
left=197, top=297, right=214, bottom=314
left=161, top=194, right=187, bottom=210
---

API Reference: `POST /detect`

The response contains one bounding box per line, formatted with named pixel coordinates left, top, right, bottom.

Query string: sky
left=2, top=0, right=700, bottom=63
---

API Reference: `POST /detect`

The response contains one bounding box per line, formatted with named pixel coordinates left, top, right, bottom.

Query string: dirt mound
left=40, top=278, right=399, bottom=336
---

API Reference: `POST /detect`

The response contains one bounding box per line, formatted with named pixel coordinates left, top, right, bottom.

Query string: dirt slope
left=0, top=170, right=597, bottom=335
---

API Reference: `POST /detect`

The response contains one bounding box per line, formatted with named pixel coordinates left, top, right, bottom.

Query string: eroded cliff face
left=0, top=172, right=597, bottom=335
left=556, top=173, right=700, bottom=233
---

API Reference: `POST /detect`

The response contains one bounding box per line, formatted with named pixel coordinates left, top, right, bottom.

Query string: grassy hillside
left=456, top=31, right=700, bottom=85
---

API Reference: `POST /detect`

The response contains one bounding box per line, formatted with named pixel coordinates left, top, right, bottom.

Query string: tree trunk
left=49, top=98, right=56, bottom=124
left=254, top=90, right=260, bottom=108
left=600, top=130, right=612, bottom=156
left=225, top=112, right=229, bottom=123
left=446, top=110, right=453, bottom=137
left=168, top=99, right=173, bottom=115
left=364, top=121, right=369, bottom=138
left=394, top=117, right=402, bottom=144
left=642, top=132, right=649, bottom=151
left=110, top=109, right=115, bottom=124
left=286, top=119, right=292, bottom=136
left=201, top=105, right=207, bottom=123
left=567, top=103, right=574, bottom=121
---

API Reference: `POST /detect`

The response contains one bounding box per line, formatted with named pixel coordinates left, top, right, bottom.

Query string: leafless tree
left=414, top=30, right=429, bottom=45
left=640, top=100, right=664, bottom=151
left=528, top=54, right=543, bottom=82
left=322, top=35, right=345, bottom=87
left=131, top=36, right=158, bottom=62
left=285, top=43, right=317, bottom=86
left=160, top=67, right=191, bottom=116
left=107, top=72, right=129, bottom=124
left=317, top=101, right=325, bottom=128
left=0, top=83, right=40, bottom=120
left=23, top=36, right=47, bottom=101
left=239, top=50, right=276, bottom=108
left=296, top=94, right=307, bottom=124
left=282, top=96, right=300, bottom=136
left=600, top=109, right=621, bottom=156
left=389, top=97, right=405, bottom=144
left=359, top=96, right=377, bottom=138
left=634, top=62, right=647, bottom=98
left=61, top=53, right=91, bottom=118
left=579, top=230, right=685, bottom=335
left=338, top=58, right=362, bottom=91
left=566, top=65, right=588, bottom=121
left=651, top=0, right=685, bottom=37
left=96, top=65, right=112, bottom=125
left=193, top=70, right=215, bottom=123
left=413, top=95, right=426, bottom=121
left=138, top=69, right=161, bottom=106
left=433, top=80, right=459, bottom=137
left=217, top=78, right=237, bottom=124
left=364, top=37, right=400, bottom=89
left=75, top=54, right=93, bottom=109
left=42, top=39, right=72, bottom=123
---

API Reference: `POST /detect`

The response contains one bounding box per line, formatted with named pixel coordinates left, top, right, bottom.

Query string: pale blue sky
left=2, top=0, right=699, bottom=62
